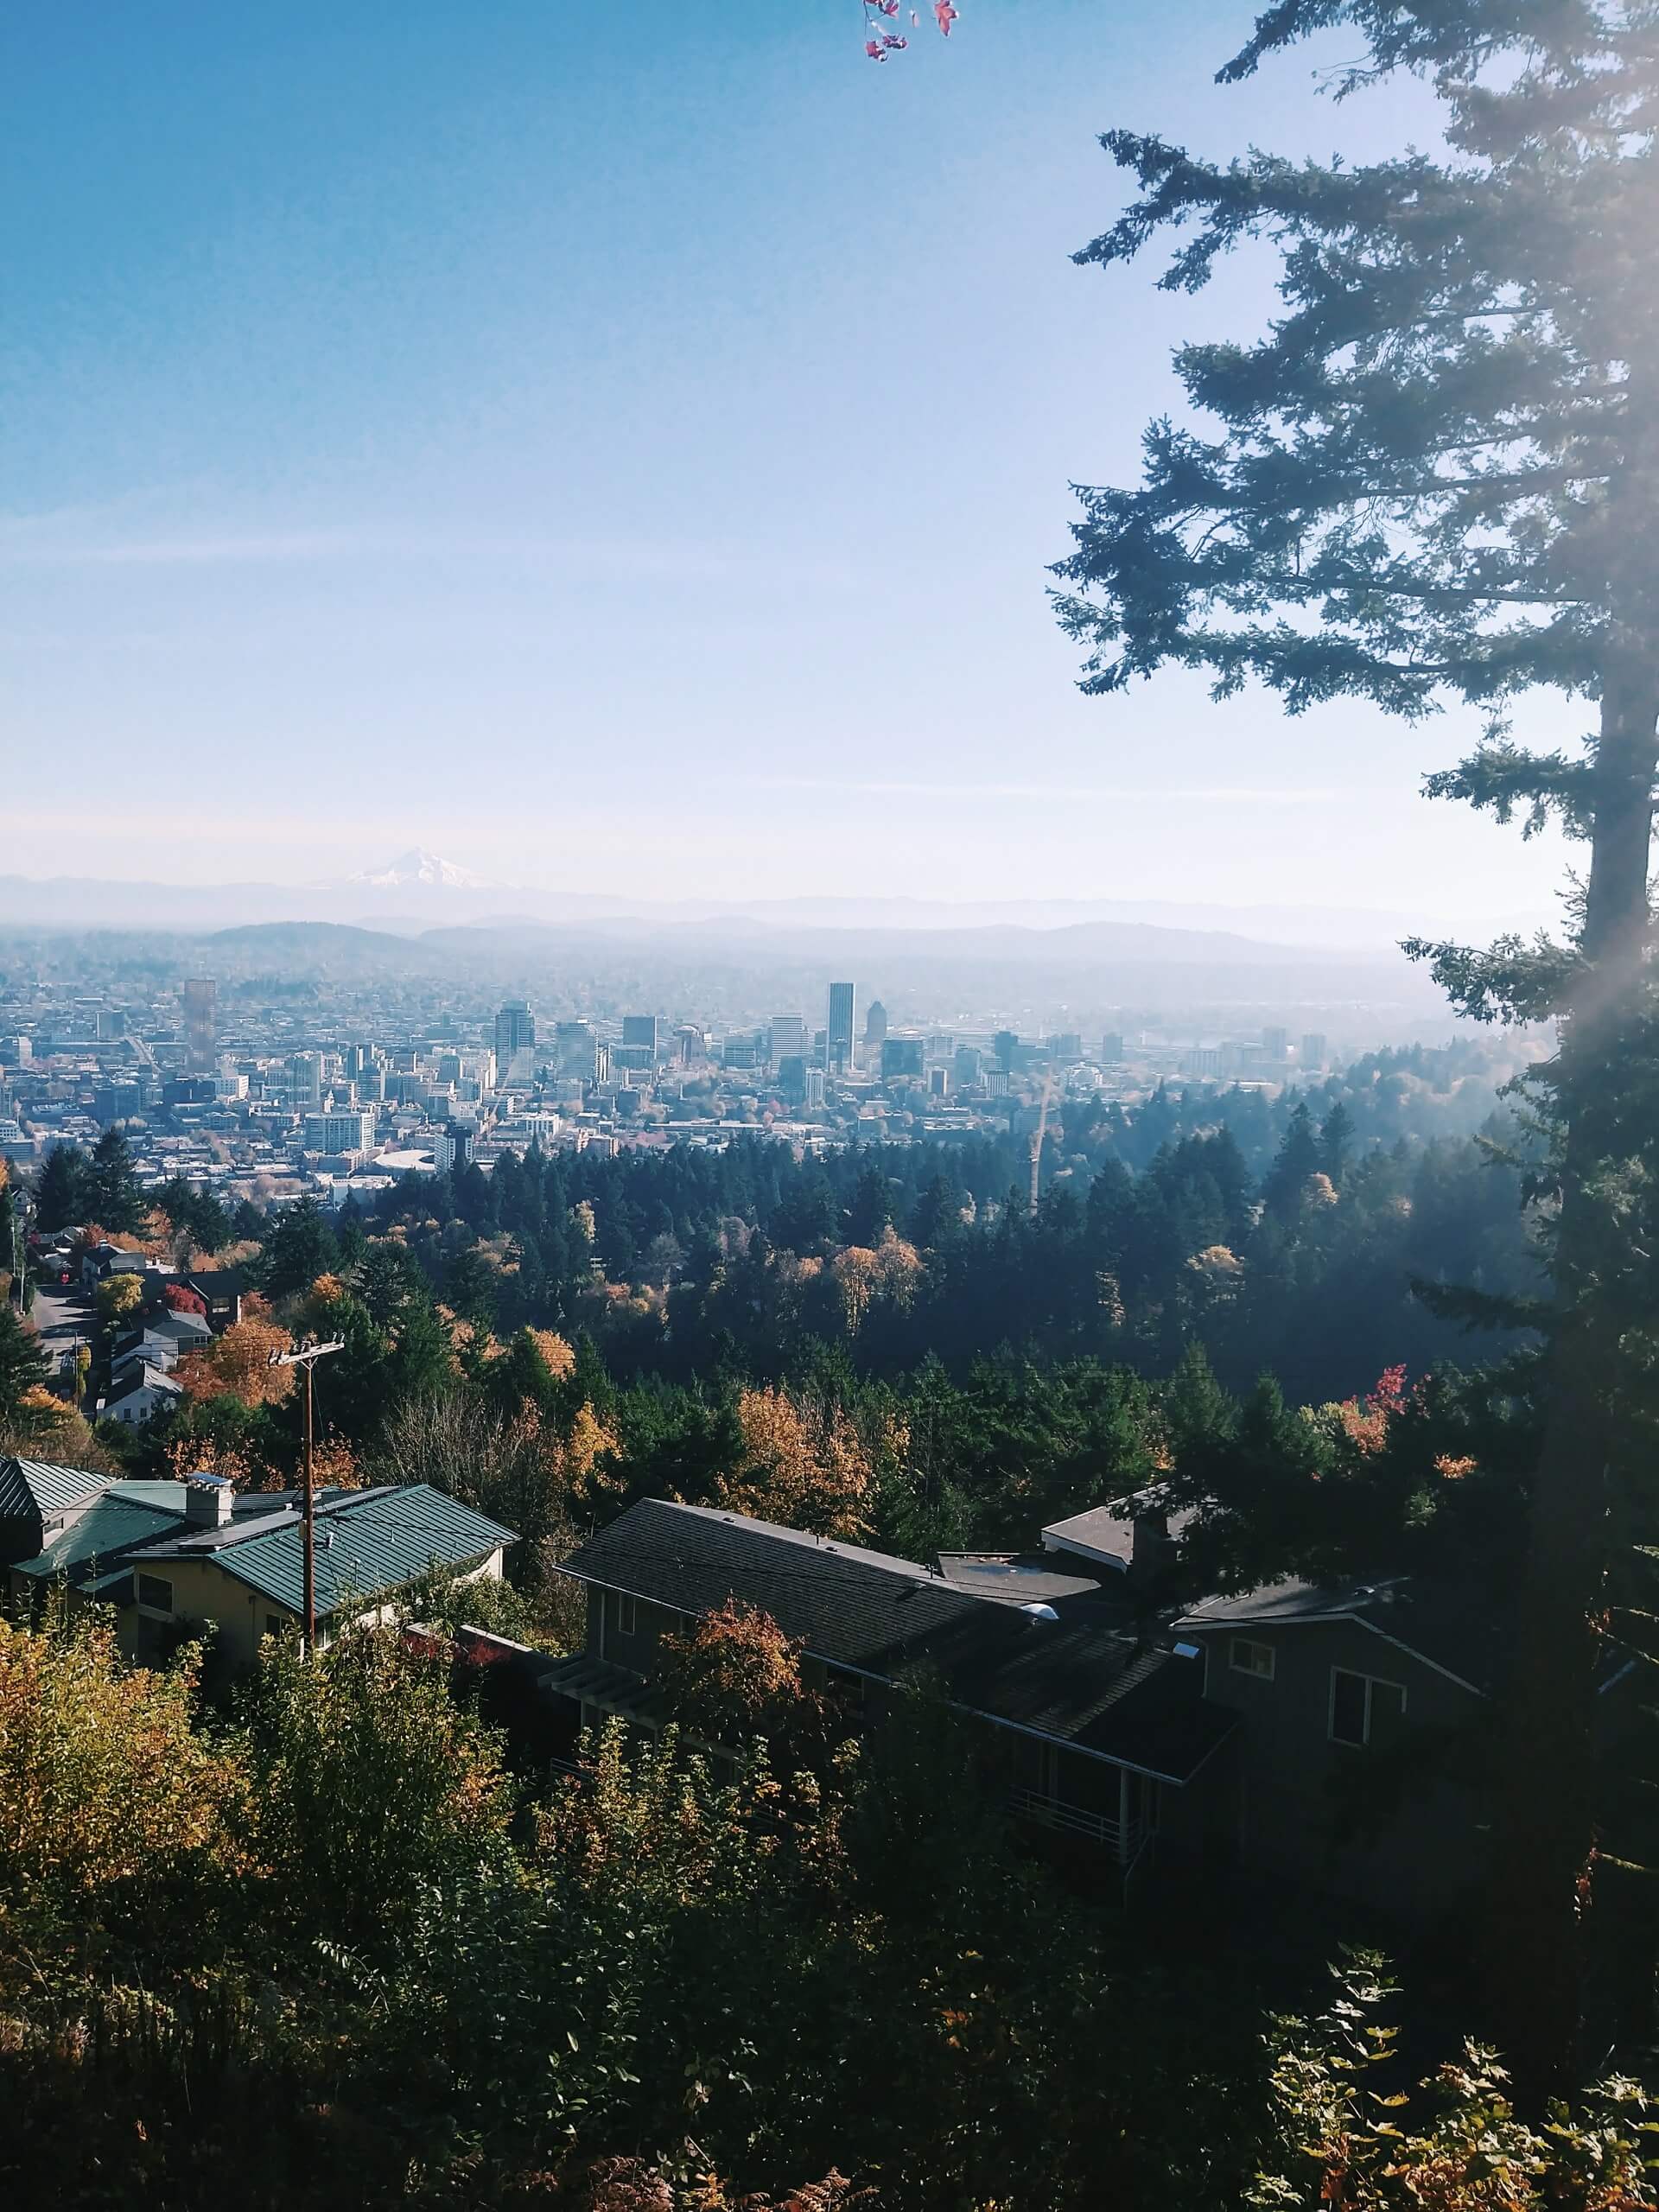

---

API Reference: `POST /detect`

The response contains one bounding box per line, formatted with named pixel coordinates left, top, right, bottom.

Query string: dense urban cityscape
left=7, top=1, right=1659, bottom=2208
left=0, top=944, right=1346, bottom=1215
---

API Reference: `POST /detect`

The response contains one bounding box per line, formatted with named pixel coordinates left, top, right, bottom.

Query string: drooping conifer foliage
left=1052, top=0, right=1659, bottom=2090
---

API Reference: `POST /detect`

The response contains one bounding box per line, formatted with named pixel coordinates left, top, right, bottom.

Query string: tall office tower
left=804, top=1066, right=827, bottom=1109
left=1101, top=1033, right=1125, bottom=1065
left=287, top=1052, right=323, bottom=1108
left=953, top=1044, right=983, bottom=1088
left=182, top=977, right=217, bottom=1073
left=674, top=1025, right=706, bottom=1067
left=769, top=1014, right=807, bottom=1068
left=1262, top=1025, right=1290, bottom=1062
left=993, top=1029, right=1018, bottom=1072
left=863, top=1000, right=888, bottom=1049
left=880, top=1034, right=925, bottom=1081
left=621, top=1013, right=660, bottom=1058
left=494, top=1000, right=536, bottom=1065
left=1052, top=1033, right=1084, bottom=1063
left=1300, top=1033, right=1328, bottom=1071
left=554, top=1020, right=598, bottom=1080
left=827, top=982, right=857, bottom=1075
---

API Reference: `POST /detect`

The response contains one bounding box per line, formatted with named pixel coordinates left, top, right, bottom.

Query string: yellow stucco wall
left=124, top=1546, right=505, bottom=1668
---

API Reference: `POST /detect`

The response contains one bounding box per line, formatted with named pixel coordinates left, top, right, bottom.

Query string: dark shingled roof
left=937, top=1613, right=1235, bottom=1779
left=561, top=1499, right=1235, bottom=1783
left=1042, top=1497, right=1198, bottom=1570
left=1177, top=1577, right=1494, bottom=1696
left=562, top=1499, right=988, bottom=1674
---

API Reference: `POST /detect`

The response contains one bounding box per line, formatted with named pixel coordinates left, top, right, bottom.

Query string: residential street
left=28, top=1280, right=94, bottom=1403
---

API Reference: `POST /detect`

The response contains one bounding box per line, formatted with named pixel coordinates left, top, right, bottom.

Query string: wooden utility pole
left=267, top=1338, right=344, bottom=1656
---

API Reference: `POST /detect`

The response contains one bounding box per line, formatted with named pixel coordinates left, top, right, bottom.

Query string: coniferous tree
left=1052, top=0, right=1659, bottom=2088
left=0, top=1303, right=48, bottom=1424
left=846, top=1160, right=896, bottom=1247
left=1261, top=1103, right=1322, bottom=1223
left=87, top=1128, right=143, bottom=1235
left=32, top=1143, right=93, bottom=1234
left=257, top=1197, right=339, bottom=1301
left=1319, top=1102, right=1355, bottom=1189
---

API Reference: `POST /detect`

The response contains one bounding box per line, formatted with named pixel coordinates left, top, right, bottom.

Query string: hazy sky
left=4, top=1, right=1575, bottom=925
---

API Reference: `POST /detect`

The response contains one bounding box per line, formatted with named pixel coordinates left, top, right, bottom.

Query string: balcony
left=1006, top=1784, right=1151, bottom=1867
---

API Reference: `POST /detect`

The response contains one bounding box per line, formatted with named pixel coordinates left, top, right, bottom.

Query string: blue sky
left=3, top=0, right=1572, bottom=924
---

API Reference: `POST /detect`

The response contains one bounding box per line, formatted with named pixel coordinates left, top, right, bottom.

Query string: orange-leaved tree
left=658, top=1599, right=826, bottom=1758
left=176, top=1300, right=296, bottom=1408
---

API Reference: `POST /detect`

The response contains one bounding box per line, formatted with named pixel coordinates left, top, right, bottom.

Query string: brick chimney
left=182, top=1473, right=234, bottom=1529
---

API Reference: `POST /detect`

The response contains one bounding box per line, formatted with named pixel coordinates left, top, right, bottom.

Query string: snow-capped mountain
left=346, top=849, right=499, bottom=892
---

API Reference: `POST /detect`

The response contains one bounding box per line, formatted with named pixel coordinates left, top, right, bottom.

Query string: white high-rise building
left=770, top=1014, right=807, bottom=1067
left=302, top=1108, right=374, bottom=1154
left=287, top=1052, right=323, bottom=1108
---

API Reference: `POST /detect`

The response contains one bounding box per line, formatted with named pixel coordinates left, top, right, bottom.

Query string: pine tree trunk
left=1490, top=666, right=1657, bottom=2101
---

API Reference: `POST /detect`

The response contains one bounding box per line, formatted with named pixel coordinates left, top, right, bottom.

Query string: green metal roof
left=141, top=1484, right=515, bottom=1619
left=0, top=1458, right=109, bottom=1522
left=103, top=1481, right=191, bottom=1510
left=13, top=1494, right=188, bottom=1586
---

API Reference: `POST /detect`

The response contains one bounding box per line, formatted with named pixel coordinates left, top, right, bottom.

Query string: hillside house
left=547, top=1497, right=1522, bottom=1923
left=548, top=1498, right=1235, bottom=1886
left=0, top=1458, right=514, bottom=1668
left=175, top=1268, right=246, bottom=1331
left=1173, top=1580, right=1494, bottom=1915
left=101, top=1362, right=183, bottom=1427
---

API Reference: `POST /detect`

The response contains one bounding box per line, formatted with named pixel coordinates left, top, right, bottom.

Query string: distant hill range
left=0, top=849, right=1536, bottom=956
left=0, top=872, right=1465, bottom=1029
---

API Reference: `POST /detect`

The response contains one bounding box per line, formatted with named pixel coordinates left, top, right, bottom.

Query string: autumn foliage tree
left=94, top=1273, right=144, bottom=1326
left=657, top=1599, right=815, bottom=1749
left=176, top=1303, right=296, bottom=1408
left=720, top=1385, right=881, bottom=1540
left=0, top=1606, right=242, bottom=1986
left=1253, top=1955, right=1655, bottom=2212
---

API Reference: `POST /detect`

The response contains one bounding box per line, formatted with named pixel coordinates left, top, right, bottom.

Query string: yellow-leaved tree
left=721, top=1386, right=877, bottom=1541
left=0, top=1608, right=243, bottom=1985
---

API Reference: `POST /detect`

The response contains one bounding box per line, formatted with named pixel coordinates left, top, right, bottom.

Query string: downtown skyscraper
left=826, top=981, right=856, bottom=1076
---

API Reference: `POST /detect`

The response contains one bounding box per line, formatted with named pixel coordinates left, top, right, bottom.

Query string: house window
left=136, top=1573, right=174, bottom=1614
left=615, top=1591, right=638, bottom=1637
left=264, top=1614, right=286, bottom=1640
left=1229, top=1637, right=1275, bottom=1681
left=1329, top=1667, right=1407, bottom=1747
